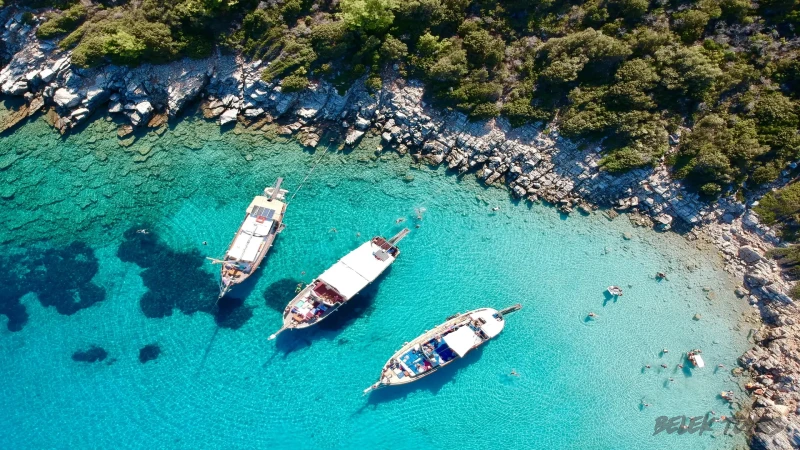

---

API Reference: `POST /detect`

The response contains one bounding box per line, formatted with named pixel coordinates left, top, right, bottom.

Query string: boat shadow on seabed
left=358, top=346, right=488, bottom=409
left=265, top=269, right=389, bottom=358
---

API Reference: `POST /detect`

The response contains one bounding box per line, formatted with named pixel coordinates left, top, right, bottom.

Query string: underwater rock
left=138, top=344, right=161, bottom=364
left=0, top=242, right=105, bottom=331
left=30, top=241, right=106, bottom=315
left=72, top=346, right=108, bottom=363
left=0, top=102, right=29, bottom=133
left=0, top=299, right=28, bottom=331
left=117, top=227, right=236, bottom=324
left=0, top=242, right=31, bottom=334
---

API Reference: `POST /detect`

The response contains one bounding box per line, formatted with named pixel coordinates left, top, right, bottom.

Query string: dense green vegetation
left=9, top=0, right=800, bottom=194
left=755, top=183, right=800, bottom=297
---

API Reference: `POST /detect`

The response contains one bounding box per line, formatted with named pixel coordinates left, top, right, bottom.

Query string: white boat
left=688, top=350, right=705, bottom=368
left=268, top=228, right=410, bottom=339
left=607, top=286, right=623, bottom=296
left=363, top=304, right=522, bottom=393
left=210, top=178, right=288, bottom=298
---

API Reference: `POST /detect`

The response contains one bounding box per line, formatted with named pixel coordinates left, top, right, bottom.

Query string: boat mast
left=388, top=228, right=410, bottom=246
left=499, top=304, right=522, bottom=316
left=268, top=177, right=284, bottom=200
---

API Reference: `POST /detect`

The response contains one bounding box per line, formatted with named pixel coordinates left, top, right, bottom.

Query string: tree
left=673, top=9, right=710, bottom=43
left=459, top=21, right=505, bottom=69
left=380, top=35, right=408, bottom=61
left=656, top=45, right=722, bottom=100
left=339, top=0, right=396, bottom=34
left=674, top=114, right=768, bottom=190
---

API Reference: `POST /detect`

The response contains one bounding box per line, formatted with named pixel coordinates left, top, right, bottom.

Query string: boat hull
left=274, top=232, right=407, bottom=336
left=218, top=183, right=288, bottom=298
left=375, top=308, right=504, bottom=388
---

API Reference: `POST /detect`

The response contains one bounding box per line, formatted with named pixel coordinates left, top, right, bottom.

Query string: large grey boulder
left=2, top=79, right=28, bottom=95
left=135, top=101, right=153, bottom=116
left=345, top=129, right=365, bottom=146
left=739, top=246, right=763, bottom=265
left=219, top=108, right=238, bottom=125
left=53, top=88, right=81, bottom=108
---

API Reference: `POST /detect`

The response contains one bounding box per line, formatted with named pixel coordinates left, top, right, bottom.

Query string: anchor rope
left=288, top=140, right=336, bottom=205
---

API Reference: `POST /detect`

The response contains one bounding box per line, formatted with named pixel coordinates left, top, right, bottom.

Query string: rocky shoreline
left=1, top=9, right=798, bottom=448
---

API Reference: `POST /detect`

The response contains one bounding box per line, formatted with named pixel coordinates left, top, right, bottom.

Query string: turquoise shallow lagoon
left=0, top=114, right=754, bottom=449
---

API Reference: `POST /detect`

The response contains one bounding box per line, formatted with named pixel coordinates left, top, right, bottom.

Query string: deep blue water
left=0, top=113, right=753, bottom=449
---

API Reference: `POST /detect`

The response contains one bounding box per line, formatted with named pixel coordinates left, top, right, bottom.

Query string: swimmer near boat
left=208, top=178, right=288, bottom=299
left=268, top=228, right=411, bottom=340
left=363, top=304, right=522, bottom=394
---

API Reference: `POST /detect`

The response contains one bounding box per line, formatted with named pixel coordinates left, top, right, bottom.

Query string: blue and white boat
left=364, top=304, right=521, bottom=393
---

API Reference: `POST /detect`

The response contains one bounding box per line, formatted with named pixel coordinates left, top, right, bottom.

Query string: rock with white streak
left=53, top=88, right=81, bottom=108
left=219, top=108, right=238, bottom=125
left=39, top=68, right=55, bottom=83
left=345, top=129, right=365, bottom=146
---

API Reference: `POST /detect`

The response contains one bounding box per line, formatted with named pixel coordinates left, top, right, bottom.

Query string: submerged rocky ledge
left=0, top=9, right=798, bottom=448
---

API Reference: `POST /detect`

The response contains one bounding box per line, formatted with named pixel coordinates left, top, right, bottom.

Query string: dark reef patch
left=72, top=346, right=108, bottom=363
left=263, top=278, right=302, bottom=313
left=0, top=254, right=31, bottom=331
left=29, top=242, right=106, bottom=315
left=0, top=242, right=105, bottom=332
left=118, top=227, right=251, bottom=328
left=139, top=343, right=161, bottom=363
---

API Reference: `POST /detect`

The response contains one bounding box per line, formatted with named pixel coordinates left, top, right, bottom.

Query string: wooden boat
left=210, top=178, right=288, bottom=298
left=363, top=304, right=522, bottom=393
left=268, top=228, right=410, bottom=340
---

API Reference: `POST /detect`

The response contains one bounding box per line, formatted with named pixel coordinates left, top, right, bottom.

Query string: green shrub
left=600, top=146, right=653, bottom=172
left=700, top=182, right=722, bottom=196
left=339, top=0, right=396, bottom=34
left=751, top=164, right=781, bottom=185
left=281, top=72, right=310, bottom=92
left=459, top=21, right=505, bottom=69
left=755, top=183, right=800, bottom=226
left=614, top=0, right=649, bottom=21
left=261, top=39, right=317, bottom=81
left=37, top=5, right=87, bottom=39
left=21, top=12, right=35, bottom=25
left=470, top=102, right=500, bottom=119
left=366, top=74, right=383, bottom=91
left=380, top=35, right=408, bottom=61
left=673, top=10, right=710, bottom=43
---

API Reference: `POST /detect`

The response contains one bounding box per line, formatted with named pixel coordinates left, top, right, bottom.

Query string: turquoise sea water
left=0, top=112, right=754, bottom=449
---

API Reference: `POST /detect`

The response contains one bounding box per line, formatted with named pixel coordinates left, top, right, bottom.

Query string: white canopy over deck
left=226, top=196, right=284, bottom=263
left=442, top=326, right=481, bottom=358
left=318, top=240, right=396, bottom=300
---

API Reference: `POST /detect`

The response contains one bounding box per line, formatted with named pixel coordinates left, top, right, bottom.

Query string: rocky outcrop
left=1, top=10, right=799, bottom=446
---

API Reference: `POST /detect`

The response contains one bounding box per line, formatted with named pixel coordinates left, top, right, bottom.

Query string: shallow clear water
left=0, top=114, right=753, bottom=449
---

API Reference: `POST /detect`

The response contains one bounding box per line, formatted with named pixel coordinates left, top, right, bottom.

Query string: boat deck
left=380, top=308, right=505, bottom=385
left=317, top=238, right=397, bottom=300
left=226, top=196, right=285, bottom=266
left=285, top=281, right=343, bottom=325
